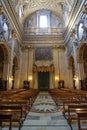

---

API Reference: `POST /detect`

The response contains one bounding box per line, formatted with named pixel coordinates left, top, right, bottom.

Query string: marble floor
left=21, top=91, right=71, bottom=130
left=2, top=91, right=87, bottom=130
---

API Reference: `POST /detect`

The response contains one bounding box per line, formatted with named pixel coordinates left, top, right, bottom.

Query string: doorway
left=38, top=72, right=49, bottom=90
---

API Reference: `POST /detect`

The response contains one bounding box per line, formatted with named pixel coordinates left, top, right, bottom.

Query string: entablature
left=23, top=35, right=64, bottom=45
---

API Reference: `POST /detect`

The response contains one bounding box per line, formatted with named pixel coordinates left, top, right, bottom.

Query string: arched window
left=40, top=15, right=48, bottom=28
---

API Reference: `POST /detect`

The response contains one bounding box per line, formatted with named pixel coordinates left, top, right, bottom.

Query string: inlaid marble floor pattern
left=2, top=92, right=86, bottom=130
left=21, top=92, right=71, bottom=130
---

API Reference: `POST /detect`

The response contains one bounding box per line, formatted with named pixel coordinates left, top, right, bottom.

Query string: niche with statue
left=23, top=80, right=30, bottom=89
left=58, top=80, right=64, bottom=89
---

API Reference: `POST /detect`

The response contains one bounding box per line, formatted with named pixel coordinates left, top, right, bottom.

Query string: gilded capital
left=0, top=6, right=4, bottom=15
left=70, top=29, right=75, bottom=38
left=12, top=30, right=17, bottom=39
left=82, top=4, right=87, bottom=14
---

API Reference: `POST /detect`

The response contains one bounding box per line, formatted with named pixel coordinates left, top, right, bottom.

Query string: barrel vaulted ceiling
left=12, top=0, right=75, bottom=24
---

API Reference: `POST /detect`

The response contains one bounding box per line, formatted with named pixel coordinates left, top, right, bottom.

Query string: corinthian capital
left=82, top=4, right=87, bottom=14
left=12, top=30, right=17, bottom=39
left=70, top=28, right=75, bottom=38
left=0, top=6, right=4, bottom=15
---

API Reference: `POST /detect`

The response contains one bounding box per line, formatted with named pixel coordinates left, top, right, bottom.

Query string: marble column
left=53, top=47, right=59, bottom=88
left=68, top=67, right=73, bottom=88
left=14, top=69, right=20, bottom=89
left=34, top=73, right=38, bottom=89
left=49, top=72, right=54, bottom=89
left=27, top=47, right=34, bottom=88
left=77, top=61, right=85, bottom=89
left=73, top=44, right=81, bottom=89
left=3, top=61, right=10, bottom=90
left=8, top=31, right=16, bottom=89
left=78, top=61, right=85, bottom=80
left=73, top=44, right=78, bottom=75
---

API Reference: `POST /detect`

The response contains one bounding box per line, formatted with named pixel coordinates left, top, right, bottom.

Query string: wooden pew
left=76, top=110, right=87, bottom=130
left=67, top=104, right=87, bottom=130
left=0, top=113, right=12, bottom=130
left=0, top=99, right=29, bottom=118
left=0, top=105, right=23, bottom=130
left=0, top=89, right=26, bottom=99
left=0, top=89, right=39, bottom=130
left=63, top=100, right=80, bottom=119
left=62, top=100, right=87, bottom=119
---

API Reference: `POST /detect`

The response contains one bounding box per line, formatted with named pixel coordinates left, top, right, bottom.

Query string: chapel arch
left=78, top=43, right=87, bottom=77
left=0, top=46, right=4, bottom=79
left=68, top=56, right=75, bottom=88
left=77, top=43, right=87, bottom=63
left=77, top=43, right=87, bottom=90
left=12, top=56, right=19, bottom=89
left=68, top=56, right=75, bottom=78
left=0, top=43, right=9, bottom=63
left=0, top=43, right=9, bottom=90
left=77, top=42, right=87, bottom=78
left=83, top=45, right=87, bottom=77
left=13, top=56, right=19, bottom=70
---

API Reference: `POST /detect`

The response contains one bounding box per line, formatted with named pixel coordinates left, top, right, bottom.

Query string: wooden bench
left=76, top=110, right=87, bottom=130
left=63, top=100, right=87, bottom=119
left=63, top=100, right=80, bottom=119
left=0, top=105, right=23, bottom=130
left=49, top=89, right=80, bottom=102
left=0, top=113, right=12, bottom=130
left=67, top=104, right=87, bottom=130
left=0, top=100, right=29, bottom=119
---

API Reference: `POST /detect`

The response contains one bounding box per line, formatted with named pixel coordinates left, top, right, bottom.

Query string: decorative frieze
left=33, top=64, right=54, bottom=72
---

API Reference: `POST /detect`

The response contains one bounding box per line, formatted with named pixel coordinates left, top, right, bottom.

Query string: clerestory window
left=39, top=15, right=48, bottom=28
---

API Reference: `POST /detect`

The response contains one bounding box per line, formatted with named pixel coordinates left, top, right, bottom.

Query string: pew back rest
left=68, top=104, right=87, bottom=117
left=0, top=105, right=23, bottom=120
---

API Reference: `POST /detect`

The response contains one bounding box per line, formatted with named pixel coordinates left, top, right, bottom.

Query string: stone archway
left=83, top=45, right=87, bottom=77
left=77, top=43, right=87, bottom=63
left=77, top=43, right=87, bottom=90
left=0, top=46, right=4, bottom=79
left=0, top=43, right=9, bottom=90
left=12, top=56, right=19, bottom=89
left=77, top=43, right=87, bottom=78
left=68, top=56, right=75, bottom=88
left=68, top=56, right=75, bottom=77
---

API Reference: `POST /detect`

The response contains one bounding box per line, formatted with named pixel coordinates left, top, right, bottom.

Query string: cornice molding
left=52, top=44, right=65, bottom=50
left=23, top=35, right=64, bottom=45
left=21, top=44, right=65, bottom=50
left=23, top=34, right=64, bottom=40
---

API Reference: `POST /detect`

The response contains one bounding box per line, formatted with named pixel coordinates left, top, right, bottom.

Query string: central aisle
left=22, top=91, right=70, bottom=130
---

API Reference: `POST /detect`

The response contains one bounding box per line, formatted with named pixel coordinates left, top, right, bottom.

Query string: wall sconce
left=28, top=75, right=32, bottom=81
left=55, top=75, right=59, bottom=81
